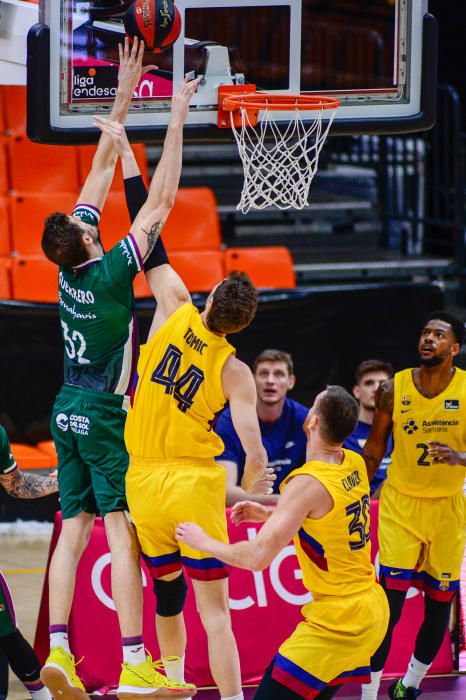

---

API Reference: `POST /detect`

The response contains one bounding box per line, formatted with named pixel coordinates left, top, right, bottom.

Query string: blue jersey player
left=216, top=349, right=308, bottom=504
left=343, top=359, right=394, bottom=497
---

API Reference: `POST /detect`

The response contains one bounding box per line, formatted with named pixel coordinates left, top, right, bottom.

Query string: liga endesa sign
left=34, top=504, right=453, bottom=691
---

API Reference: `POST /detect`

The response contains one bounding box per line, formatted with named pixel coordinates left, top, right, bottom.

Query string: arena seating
left=11, top=256, right=58, bottom=303
left=0, top=85, right=295, bottom=302
left=0, top=197, right=10, bottom=255
left=9, top=441, right=58, bottom=470
left=163, top=187, right=222, bottom=251
left=0, top=84, right=27, bottom=135
left=9, top=192, right=77, bottom=254
left=7, top=136, right=80, bottom=192
left=77, top=143, right=149, bottom=190
left=0, top=141, right=7, bottom=193
left=0, top=258, right=11, bottom=298
left=224, top=246, right=296, bottom=288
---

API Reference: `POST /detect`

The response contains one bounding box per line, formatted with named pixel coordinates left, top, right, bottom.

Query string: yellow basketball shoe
left=40, top=647, right=88, bottom=700
left=117, top=654, right=197, bottom=699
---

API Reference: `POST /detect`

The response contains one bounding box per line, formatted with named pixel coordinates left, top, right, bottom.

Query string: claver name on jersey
left=59, top=272, right=95, bottom=304
left=341, top=470, right=362, bottom=492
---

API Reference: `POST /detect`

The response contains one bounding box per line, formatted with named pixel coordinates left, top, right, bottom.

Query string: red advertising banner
left=34, top=503, right=453, bottom=691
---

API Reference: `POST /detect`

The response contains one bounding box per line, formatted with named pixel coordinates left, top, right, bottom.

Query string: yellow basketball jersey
left=125, top=303, right=235, bottom=459
left=389, top=367, right=466, bottom=497
left=281, top=449, right=375, bottom=599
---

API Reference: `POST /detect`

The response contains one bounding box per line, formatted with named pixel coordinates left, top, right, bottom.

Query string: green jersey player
left=0, top=424, right=57, bottom=700
left=39, top=36, right=199, bottom=700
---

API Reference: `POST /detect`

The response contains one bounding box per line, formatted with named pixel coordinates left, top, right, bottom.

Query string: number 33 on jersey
left=125, top=303, right=236, bottom=460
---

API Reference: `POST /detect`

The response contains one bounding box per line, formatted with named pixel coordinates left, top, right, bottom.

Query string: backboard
left=27, top=0, right=437, bottom=144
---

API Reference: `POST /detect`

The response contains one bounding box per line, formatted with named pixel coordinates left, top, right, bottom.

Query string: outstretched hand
left=117, top=36, right=157, bottom=96
left=241, top=466, right=276, bottom=496
left=176, top=522, right=211, bottom=552
left=169, top=75, right=201, bottom=127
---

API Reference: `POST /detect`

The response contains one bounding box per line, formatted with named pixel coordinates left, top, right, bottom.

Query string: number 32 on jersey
left=61, top=320, right=90, bottom=365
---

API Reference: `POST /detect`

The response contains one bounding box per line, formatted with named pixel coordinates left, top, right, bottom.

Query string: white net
left=230, top=104, right=338, bottom=213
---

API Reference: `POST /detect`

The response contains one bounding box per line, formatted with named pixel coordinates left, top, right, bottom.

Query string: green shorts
left=0, top=571, right=16, bottom=637
left=51, top=384, right=129, bottom=519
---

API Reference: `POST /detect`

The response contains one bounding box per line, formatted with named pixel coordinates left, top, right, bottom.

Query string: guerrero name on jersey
left=59, top=205, right=142, bottom=395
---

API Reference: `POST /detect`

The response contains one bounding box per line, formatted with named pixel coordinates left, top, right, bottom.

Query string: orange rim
left=222, top=93, right=341, bottom=112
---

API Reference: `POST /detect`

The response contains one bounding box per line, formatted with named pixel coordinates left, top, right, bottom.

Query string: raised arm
left=176, top=474, right=325, bottom=570
left=93, top=116, right=192, bottom=338
left=78, top=37, right=154, bottom=211
left=362, top=378, right=394, bottom=481
left=128, top=76, right=200, bottom=261
left=221, top=357, right=273, bottom=495
left=0, top=470, right=58, bottom=499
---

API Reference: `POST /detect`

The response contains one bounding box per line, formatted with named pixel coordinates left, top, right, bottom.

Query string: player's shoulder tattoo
left=375, top=378, right=394, bottom=414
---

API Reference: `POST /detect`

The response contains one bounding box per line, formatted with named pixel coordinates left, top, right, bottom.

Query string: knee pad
left=153, top=573, right=188, bottom=617
left=0, top=628, right=40, bottom=683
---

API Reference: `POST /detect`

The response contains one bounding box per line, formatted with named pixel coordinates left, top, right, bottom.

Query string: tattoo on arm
left=375, top=378, right=394, bottom=415
left=0, top=471, right=58, bottom=499
left=141, top=221, right=164, bottom=261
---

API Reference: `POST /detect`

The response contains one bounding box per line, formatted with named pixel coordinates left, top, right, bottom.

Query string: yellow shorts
left=271, top=584, right=389, bottom=699
left=126, top=457, right=229, bottom=580
left=378, top=481, right=465, bottom=601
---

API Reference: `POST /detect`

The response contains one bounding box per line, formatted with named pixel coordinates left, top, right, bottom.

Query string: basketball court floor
left=2, top=531, right=466, bottom=700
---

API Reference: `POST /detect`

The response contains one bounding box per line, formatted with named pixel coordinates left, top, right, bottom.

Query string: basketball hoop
left=218, top=87, right=340, bottom=213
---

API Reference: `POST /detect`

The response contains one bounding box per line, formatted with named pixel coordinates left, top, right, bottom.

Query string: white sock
left=27, top=684, right=52, bottom=700
left=49, top=629, right=70, bottom=653
left=402, top=655, right=431, bottom=690
left=221, top=694, right=244, bottom=700
left=122, top=636, right=146, bottom=665
left=361, top=670, right=383, bottom=700
left=164, top=655, right=185, bottom=683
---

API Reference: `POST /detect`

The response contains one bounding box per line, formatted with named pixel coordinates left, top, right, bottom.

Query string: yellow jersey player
left=361, top=311, right=466, bottom=700
left=124, top=262, right=274, bottom=700
left=176, top=386, right=390, bottom=700
left=40, top=39, right=199, bottom=700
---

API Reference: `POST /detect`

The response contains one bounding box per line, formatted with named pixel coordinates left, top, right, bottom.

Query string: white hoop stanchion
left=218, top=90, right=340, bottom=213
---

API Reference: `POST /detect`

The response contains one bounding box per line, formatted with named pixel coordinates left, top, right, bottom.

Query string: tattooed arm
left=362, top=378, right=394, bottom=482
left=129, top=76, right=199, bottom=260
left=0, top=470, right=58, bottom=499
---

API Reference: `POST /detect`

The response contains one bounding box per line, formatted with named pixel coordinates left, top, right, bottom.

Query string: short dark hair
left=253, top=349, right=294, bottom=375
left=315, top=386, right=359, bottom=444
left=206, top=271, right=258, bottom=335
left=423, top=311, right=465, bottom=346
left=42, top=212, right=88, bottom=268
left=355, top=359, right=394, bottom=384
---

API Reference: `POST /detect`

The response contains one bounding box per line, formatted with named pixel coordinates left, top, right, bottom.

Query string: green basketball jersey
left=0, top=425, right=17, bottom=476
left=58, top=204, right=143, bottom=395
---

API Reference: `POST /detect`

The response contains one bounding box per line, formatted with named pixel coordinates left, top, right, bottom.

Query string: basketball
left=124, top=0, right=182, bottom=53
